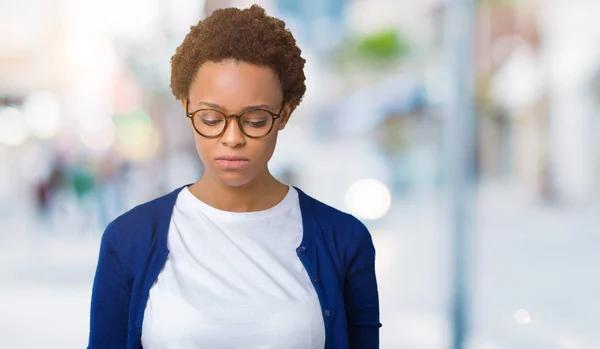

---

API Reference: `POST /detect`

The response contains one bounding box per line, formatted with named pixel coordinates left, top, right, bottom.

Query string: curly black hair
left=170, top=4, right=306, bottom=108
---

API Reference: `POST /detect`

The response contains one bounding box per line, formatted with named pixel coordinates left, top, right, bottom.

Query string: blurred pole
left=0, top=145, right=8, bottom=215
left=444, top=0, right=476, bottom=349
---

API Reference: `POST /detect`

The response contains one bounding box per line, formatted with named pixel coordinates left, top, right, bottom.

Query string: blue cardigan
left=88, top=184, right=381, bottom=348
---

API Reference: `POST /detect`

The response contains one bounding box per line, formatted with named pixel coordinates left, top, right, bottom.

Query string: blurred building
left=472, top=1, right=600, bottom=203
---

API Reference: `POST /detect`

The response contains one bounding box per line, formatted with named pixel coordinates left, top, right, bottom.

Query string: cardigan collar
left=152, top=184, right=324, bottom=256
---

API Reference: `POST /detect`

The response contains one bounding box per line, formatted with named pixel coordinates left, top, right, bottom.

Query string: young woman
left=88, top=5, right=381, bottom=349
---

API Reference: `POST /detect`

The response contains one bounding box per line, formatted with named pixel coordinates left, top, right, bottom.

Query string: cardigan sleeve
left=344, top=219, right=382, bottom=349
left=88, top=222, right=131, bottom=348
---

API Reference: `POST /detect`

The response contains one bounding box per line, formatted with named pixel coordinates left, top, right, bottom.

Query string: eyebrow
left=192, top=101, right=273, bottom=112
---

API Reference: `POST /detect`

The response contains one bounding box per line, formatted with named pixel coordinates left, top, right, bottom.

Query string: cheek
left=191, top=133, right=212, bottom=161
left=188, top=120, right=211, bottom=158
left=256, top=132, right=279, bottom=161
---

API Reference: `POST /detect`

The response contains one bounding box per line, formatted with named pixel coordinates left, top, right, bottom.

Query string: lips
left=215, top=156, right=249, bottom=170
left=215, top=156, right=249, bottom=161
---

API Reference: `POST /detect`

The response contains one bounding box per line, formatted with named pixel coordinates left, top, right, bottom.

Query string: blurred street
left=1, top=182, right=598, bottom=349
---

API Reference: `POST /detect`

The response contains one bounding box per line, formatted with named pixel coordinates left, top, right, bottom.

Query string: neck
left=189, top=168, right=289, bottom=212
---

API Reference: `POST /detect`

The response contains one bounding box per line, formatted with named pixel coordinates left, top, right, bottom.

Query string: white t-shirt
left=141, top=186, right=325, bottom=349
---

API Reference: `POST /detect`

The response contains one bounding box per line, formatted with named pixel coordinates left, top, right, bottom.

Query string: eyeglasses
left=185, top=99, right=285, bottom=139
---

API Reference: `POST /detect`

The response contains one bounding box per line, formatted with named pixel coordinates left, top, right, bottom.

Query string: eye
left=246, top=120, right=268, bottom=128
left=196, top=110, right=224, bottom=126
left=202, top=119, right=223, bottom=126
left=242, top=110, right=271, bottom=128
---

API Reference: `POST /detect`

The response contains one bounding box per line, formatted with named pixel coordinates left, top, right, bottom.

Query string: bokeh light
left=514, top=309, right=532, bottom=325
left=79, top=121, right=116, bottom=152
left=345, top=178, right=392, bottom=220
left=0, top=107, right=29, bottom=146
left=113, top=109, right=161, bottom=161
left=23, top=91, right=62, bottom=140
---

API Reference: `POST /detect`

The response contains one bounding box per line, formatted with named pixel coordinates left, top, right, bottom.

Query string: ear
left=278, top=103, right=295, bottom=131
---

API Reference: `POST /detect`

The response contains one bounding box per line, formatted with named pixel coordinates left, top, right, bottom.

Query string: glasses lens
left=193, top=110, right=226, bottom=137
left=240, top=110, right=274, bottom=137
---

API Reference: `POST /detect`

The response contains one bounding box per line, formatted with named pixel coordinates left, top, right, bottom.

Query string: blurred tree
left=331, top=29, right=411, bottom=72
left=356, top=30, right=408, bottom=61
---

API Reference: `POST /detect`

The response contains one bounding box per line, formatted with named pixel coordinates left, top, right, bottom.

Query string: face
left=182, top=60, right=292, bottom=188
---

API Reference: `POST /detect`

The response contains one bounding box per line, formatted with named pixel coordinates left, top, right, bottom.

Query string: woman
left=88, top=5, right=381, bottom=349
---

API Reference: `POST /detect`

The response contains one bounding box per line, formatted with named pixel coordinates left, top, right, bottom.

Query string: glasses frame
left=185, top=99, right=285, bottom=139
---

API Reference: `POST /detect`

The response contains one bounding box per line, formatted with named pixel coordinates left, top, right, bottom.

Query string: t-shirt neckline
left=178, top=185, right=298, bottom=221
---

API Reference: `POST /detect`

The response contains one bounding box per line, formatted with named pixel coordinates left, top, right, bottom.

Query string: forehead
left=188, top=60, right=282, bottom=109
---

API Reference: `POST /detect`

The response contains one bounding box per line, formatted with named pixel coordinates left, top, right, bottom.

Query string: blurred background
left=1, top=0, right=599, bottom=348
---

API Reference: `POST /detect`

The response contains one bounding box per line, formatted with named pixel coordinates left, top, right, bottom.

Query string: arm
left=344, top=220, right=382, bottom=349
left=88, top=222, right=131, bottom=348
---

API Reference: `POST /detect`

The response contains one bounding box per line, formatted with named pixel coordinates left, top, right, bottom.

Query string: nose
left=220, top=117, right=245, bottom=148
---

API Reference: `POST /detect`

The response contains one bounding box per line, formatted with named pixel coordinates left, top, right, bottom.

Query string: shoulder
left=109, top=194, right=169, bottom=230
left=100, top=184, right=187, bottom=256
left=110, top=191, right=175, bottom=230
left=114, top=184, right=188, bottom=227
left=295, top=187, right=375, bottom=280
left=295, top=187, right=372, bottom=245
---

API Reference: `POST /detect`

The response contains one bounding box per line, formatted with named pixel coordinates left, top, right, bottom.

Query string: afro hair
left=170, top=4, right=306, bottom=108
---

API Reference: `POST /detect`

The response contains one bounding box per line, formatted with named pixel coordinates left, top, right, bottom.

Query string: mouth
left=214, top=156, right=250, bottom=170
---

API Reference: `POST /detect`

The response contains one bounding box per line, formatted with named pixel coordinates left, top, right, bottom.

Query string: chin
left=211, top=169, right=259, bottom=188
